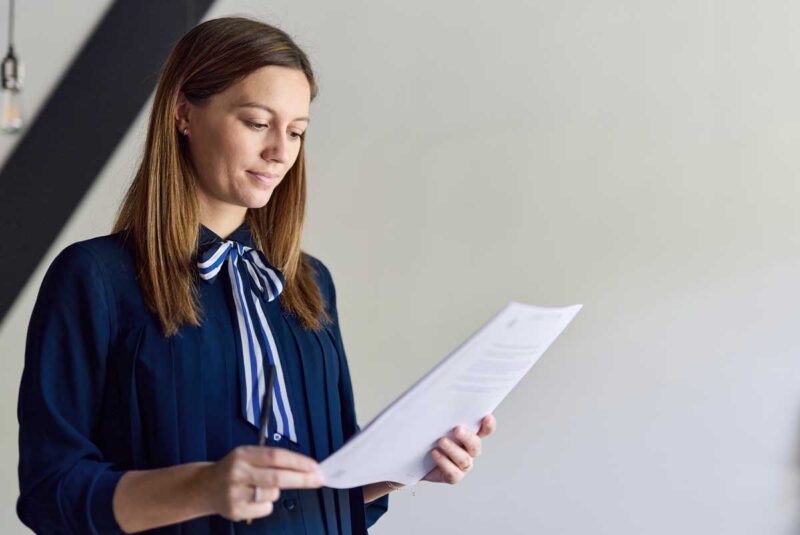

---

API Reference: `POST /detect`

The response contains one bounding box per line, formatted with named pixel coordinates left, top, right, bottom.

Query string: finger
left=233, top=484, right=280, bottom=504
left=242, top=446, right=321, bottom=473
left=430, top=448, right=465, bottom=484
left=436, top=436, right=474, bottom=471
left=238, top=499, right=276, bottom=522
left=250, top=467, right=325, bottom=490
left=253, top=486, right=281, bottom=503
left=453, top=426, right=482, bottom=457
left=229, top=486, right=279, bottom=522
left=477, top=414, right=496, bottom=438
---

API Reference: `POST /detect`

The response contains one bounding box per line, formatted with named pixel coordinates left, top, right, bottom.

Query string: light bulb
left=1, top=87, right=23, bottom=133
left=1, top=44, right=24, bottom=134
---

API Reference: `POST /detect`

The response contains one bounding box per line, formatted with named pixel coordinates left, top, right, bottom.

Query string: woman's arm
left=363, top=481, right=404, bottom=504
left=113, top=447, right=324, bottom=532
left=17, top=244, right=130, bottom=534
left=112, top=463, right=215, bottom=533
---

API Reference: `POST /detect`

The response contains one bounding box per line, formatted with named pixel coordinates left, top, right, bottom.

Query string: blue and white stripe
left=197, top=240, right=297, bottom=443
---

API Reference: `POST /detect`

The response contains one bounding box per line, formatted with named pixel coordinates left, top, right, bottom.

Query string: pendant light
left=2, top=0, right=24, bottom=134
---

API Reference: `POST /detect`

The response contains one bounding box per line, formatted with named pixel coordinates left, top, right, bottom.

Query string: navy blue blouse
left=17, top=221, right=389, bottom=534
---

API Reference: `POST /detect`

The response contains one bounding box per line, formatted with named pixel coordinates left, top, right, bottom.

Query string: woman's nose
left=262, top=130, right=290, bottom=162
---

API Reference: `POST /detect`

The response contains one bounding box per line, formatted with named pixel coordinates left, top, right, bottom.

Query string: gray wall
left=2, top=1, right=799, bottom=533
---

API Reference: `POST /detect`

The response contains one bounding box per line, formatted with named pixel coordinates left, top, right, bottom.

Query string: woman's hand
left=422, top=414, right=496, bottom=485
left=198, top=445, right=325, bottom=522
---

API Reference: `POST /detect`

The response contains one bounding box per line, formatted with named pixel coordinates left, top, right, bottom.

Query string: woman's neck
left=197, top=193, right=247, bottom=240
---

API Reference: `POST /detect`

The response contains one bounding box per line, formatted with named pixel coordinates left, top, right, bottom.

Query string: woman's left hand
left=422, top=414, right=496, bottom=485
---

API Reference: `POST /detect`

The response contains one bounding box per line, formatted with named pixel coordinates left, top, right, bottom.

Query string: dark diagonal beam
left=0, top=0, right=216, bottom=321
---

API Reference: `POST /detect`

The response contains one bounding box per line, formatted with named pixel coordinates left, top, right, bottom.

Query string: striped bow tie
left=198, top=239, right=297, bottom=443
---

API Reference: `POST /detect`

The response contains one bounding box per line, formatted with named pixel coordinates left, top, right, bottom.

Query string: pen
left=247, top=364, right=275, bottom=525
left=259, top=364, right=275, bottom=447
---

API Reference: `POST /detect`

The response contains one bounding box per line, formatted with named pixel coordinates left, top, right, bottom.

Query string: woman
left=17, top=16, right=496, bottom=534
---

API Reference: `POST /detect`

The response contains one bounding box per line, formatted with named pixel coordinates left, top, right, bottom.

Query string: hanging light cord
left=8, top=0, right=14, bottom=50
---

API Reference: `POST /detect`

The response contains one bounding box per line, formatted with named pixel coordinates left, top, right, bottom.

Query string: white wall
left=2, top=1, right=799, bottom=533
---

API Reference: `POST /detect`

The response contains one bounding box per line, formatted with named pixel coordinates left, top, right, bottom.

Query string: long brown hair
left=112, top=16, right=328, bottom=337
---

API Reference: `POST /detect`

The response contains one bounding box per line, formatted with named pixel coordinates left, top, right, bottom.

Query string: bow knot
left=198, top=240, right=285, bottom=302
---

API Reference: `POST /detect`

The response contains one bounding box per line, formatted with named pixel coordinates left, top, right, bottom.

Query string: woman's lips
left=247, top=170, right=279, bottom=185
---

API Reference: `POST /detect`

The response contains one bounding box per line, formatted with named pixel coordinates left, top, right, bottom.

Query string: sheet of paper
left=319, top=301, right=582, bottom=489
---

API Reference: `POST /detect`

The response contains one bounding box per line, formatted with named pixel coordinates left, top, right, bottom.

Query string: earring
left=183, top=128, right=189, bottom=136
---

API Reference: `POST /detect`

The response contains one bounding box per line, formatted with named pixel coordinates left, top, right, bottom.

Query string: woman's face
left=176, top=65, right=311, bottom=213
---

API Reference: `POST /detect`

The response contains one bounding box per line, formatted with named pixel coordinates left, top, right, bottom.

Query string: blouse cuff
left=89, top=469, right=128, bottom=534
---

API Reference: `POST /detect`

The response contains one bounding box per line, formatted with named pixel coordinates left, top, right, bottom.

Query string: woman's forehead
left=235, top=67, right=309, bottom=100
left=220, top=67, right=311, bottom=118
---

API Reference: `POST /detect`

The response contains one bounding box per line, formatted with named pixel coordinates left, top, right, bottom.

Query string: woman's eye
left=245, top=121, right=268, bottom=130
left=245, top=121, right=304, bottom=140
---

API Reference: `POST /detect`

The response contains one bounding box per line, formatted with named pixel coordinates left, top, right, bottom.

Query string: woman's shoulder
left=302, top=251, right=332, bottom=284
left=32, top=232, right=134, bottom=335
left=300, top=251, right=338, bottom=317
left=42, top=231, right=163, bottom=335
left=43, top=230, right=139, bottom=310
left=50, top=230, right=136, bottom=279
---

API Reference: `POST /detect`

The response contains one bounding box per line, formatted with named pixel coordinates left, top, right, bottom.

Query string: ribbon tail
left=228, top=253, right=264, bottom=430
left=248, top=287, right=298, bottom=444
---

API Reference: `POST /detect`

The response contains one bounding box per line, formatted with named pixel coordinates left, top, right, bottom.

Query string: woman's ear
left=174, top=91, right=191, bottom=134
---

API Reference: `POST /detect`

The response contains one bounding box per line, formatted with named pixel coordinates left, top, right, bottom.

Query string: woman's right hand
left=199, top=445, right=325, bottom=522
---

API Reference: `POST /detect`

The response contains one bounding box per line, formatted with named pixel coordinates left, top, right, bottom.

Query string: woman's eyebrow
left=236, top=101, right=309, bottom=123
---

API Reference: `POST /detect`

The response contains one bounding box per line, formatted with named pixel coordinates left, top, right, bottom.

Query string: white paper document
left=319, top=301, right=582, bottom=489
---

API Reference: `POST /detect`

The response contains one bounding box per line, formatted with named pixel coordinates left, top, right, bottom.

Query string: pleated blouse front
left=16, top=222, right=389, bottom=535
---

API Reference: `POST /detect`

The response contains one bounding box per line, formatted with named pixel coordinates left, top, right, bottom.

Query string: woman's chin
left=243, top=190, right=275, bottom=209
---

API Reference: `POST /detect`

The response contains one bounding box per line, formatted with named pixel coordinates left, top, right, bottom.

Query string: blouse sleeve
left=17, top=243, right=128, bottom=534
left=314, top=257, right=390, bottom=529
